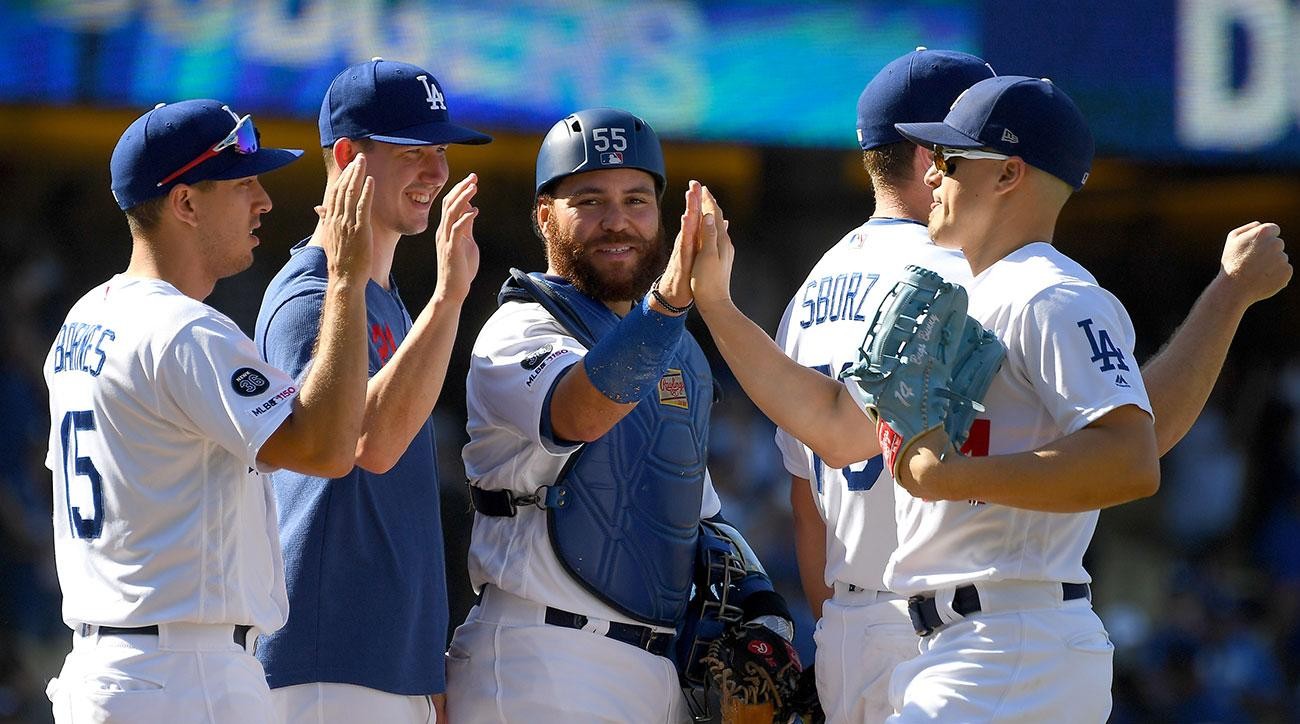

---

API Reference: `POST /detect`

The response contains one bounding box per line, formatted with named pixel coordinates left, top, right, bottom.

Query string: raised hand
left=689, top=184, right=736, bottom=313
left=316, top=152, right=374, bottom=282
left=434, top=173, right=481, bottom=303
left=1219, top=221, right=1291, bottom=307
left=652, top=180, right=703, bottom=313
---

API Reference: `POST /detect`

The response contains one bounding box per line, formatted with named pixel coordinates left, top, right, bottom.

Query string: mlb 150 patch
left=231, top=367, right=270, bottom=397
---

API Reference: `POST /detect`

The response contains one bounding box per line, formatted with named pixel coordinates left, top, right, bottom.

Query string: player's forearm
left=1141, top=277, right=1249, bottom=455
left=698, top=300, right=877, bottom=466
left=264, top=277, right=369, bottom=476
left=907, top=406, right=1160, bottom=512
left=790, top=476, right=832, bottom=618
left=355, top=294, right=466, bottom=472
left=549, top=362, right=638, bottom=442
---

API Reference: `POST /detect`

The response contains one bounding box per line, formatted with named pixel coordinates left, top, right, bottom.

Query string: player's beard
left=546, top=223, right=668, bottom=303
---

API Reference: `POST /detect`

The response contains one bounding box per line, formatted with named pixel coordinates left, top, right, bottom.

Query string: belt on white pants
left=74, top=622, right=257, bottom=654
left=831, top=581, right=904, bottom=606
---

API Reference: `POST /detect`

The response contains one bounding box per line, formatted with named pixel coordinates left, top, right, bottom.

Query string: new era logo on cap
left=1001, top=128, right=1019, bottom=144
left=319, top=57, right=491, bottom=147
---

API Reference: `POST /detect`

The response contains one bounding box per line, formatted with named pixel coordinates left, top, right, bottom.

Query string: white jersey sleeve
left=1014, top=282, right=1151, bottom=434
left=158, top=313, right=300, bottom=470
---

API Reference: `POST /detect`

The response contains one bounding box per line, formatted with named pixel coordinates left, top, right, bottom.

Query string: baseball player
left=445, top=108, right=795, bottom=723
left=44, top=99, right=373, bottom=723
left=687, top=75, right=1288, bottom=722
left=776, top=49, right=1292, bottom=723
left=253, top=58, right=490, bottom=724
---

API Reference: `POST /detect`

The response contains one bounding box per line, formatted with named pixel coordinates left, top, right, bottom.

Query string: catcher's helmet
left=534, top=107, right=666, bottom=197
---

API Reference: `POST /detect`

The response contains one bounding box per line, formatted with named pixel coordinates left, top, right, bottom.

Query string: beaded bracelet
left=650, top=275, right=695, bottom=315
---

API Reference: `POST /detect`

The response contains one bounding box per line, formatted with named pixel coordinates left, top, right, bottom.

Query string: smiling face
left=923, top=152, right=999, bottom=250
left=190, top=175, right=272, bottom=280
left=537, top=168, right=667, bottom=303
left=357, top=140, right=450, bottom=238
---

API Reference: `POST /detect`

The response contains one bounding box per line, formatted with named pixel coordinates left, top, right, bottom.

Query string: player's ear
left=993, top=157, right=1028, bottom=195
left=536, top=198, right=552, bottom=231
left=167, top=183, right=202, bottom=229
left=333, top=138, right=360, bottom=170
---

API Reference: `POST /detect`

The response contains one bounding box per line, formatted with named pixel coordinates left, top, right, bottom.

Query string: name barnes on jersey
left=51, top=321, right=117, bottom=377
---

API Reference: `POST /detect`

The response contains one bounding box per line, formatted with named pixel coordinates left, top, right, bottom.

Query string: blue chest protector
left=499, top=270, right=711, bottom=627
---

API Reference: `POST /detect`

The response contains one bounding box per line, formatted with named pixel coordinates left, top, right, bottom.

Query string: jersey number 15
left=59, top=410, right=105, bottom=539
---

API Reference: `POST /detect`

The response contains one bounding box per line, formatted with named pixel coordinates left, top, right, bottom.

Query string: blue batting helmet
left=534, top=108, right=666, bottom=197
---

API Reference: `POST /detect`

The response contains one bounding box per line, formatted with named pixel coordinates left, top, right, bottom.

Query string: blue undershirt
left=253, top=240, right=448, bottom=695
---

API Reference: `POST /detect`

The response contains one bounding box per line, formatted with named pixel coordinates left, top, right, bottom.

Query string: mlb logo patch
left=658, top=369, right=688, bottom=409
left=600, top=151, right=624, bottom=165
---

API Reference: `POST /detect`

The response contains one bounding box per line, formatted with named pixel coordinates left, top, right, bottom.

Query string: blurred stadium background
left=2, top=1, right=1300, bottom=721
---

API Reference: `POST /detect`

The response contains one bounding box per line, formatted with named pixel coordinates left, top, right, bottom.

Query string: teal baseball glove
left=841, top=265, right=970, bottom=479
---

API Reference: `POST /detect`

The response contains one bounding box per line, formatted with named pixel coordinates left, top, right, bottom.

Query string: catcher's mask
left=676, top=523, right=746, bottom=720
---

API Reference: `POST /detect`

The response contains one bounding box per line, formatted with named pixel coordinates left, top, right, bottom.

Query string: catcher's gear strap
left=468, top=483, right=567, bottom=517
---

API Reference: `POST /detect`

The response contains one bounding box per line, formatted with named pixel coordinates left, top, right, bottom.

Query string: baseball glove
left=944, top=316, right=1005, bottom=450
left=841, top=265, right=969, bottom=478
left=701, top=622, right=803, bottom=724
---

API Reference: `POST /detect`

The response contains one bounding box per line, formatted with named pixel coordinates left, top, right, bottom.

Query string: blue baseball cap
left=110, top=99, right=303, bottom=210
left=856, top=47, right=995, bottom=151
left=319, top=58, right=491, bottom=147
left=895, top=75, right=1094, bottom=190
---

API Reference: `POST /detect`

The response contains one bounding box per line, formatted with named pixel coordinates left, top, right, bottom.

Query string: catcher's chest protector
left=499, top=272, right=709, bottom=627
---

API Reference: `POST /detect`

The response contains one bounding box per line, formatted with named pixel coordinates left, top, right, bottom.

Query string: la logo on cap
left=416, top=75, right=445, bottom=111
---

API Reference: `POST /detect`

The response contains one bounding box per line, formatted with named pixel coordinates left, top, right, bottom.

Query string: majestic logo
left=521, top=344, right=554, bottom=370
left=1077, top=318, right=1129, bottom=372
left=658, top=369, right=688, bottom=409
left=231, top=367, right=270, bottom=397
left=416, top=75, right=446, bottom=111
left=1114, top=374, right=1131, bottom=388
left=1001, top=128, right=1019, bottom=144
left=600, top=151, right=624, bottom=166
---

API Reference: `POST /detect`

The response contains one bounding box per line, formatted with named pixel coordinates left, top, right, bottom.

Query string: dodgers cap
left=110, top=99, right=303, bottom=211
left=895, top=75, right=1095, bottom=189
left=856, top=47, right=995, bottom=151
left=319, top=57, right=492, bottom=147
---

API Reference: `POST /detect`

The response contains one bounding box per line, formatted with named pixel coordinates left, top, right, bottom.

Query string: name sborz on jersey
left=52, top=321, right=117, bottom=377
left=799, top=272, right=879, bottom=329
left=249, top=386, right=297, bottom=417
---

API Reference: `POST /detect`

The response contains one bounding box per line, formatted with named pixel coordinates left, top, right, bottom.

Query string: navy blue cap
left=856, top=47, right=995, bottom=151
left=110, top=99, right=303, bottom=210
left=895, top=75, right=1094, bottom=190
left=319, top=58, right=491, bottom=147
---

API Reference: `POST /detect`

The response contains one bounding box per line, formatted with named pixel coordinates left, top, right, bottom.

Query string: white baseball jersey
left=774, top=219, right=972, bottom=592
left=44, top=275, right=295, bottom=633
left=463, top=299, right=722, bottom=627
left=885, top=242, right=1152, bottom=595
